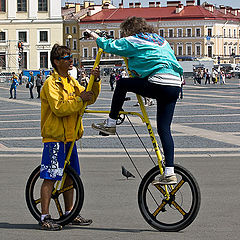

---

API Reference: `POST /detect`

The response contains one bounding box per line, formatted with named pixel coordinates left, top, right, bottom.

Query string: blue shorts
left=40, top=142, right=80, bottom=180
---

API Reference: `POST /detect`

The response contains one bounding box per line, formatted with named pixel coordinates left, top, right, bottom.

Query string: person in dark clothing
left=109, top=72, right=115, bottom=91
left=28, top=71, right=34, bottom=99
left=35, top=73, right=43, bottom=98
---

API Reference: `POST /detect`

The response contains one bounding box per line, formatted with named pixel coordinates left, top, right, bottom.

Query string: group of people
left=193, top=67, right=226, bottom=85
left=9, top=70, right=46, bottom=99
left=109, top=69, right=128, bottom=91
left=22, top=17, right=183, bottom=231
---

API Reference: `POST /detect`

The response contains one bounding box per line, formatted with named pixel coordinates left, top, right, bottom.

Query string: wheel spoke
left=170, top=179, right=185, bottom=195
left=171, top=200, right=187, bottom=216
left=34, top=198, right=41, bottom=205
left=152, top=200, right=167, bottom=217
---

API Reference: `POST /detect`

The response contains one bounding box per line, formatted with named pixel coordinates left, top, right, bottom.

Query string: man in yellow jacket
left=39, top=44, right=101, bottom=230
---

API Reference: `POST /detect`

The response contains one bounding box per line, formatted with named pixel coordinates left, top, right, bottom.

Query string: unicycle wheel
left=25, top=165, right=84, bottom=226
left=138, top=164, right=201, bottom=231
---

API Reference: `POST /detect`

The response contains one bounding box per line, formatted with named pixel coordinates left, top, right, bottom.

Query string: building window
left=229, top=46, right=232, bottom=56
left=109, top=30, right=114, bottom=38
left=195, top=28, right=201, bottom=37
left=17, top=0, right=27, bottom=12
left=170, top=44, right=174, bottom=51
left=73, top=57, right=78, bottom=66
left=233, top=29, right=236, bottom=38
left=18, top=31, right=27, bottom=42
left=186, top=44, right=192, bottom=55
left=196, top=45, right=201, bottom=56
left=224, top=46, right=226, bottom=56
left=0, top=52, right=6, bottom=69
left=66, top=27, right=70, bottom=34
left=159, top=29, right=164, bottom=37
left=177, top=45, right=183, bottom=55
left=0, top=31, right=6, bottom=42
left=207, top=28, right=212, bottom=37
left=38, top=0, right=47, bottom=11
left=73, top=39, right=77, bottom=50
left=168, top=29, right=174, bottom=38
left=66, top=39, right=70, bottom=48
left=22, top=52, right=27, bottom=69
left=72, top=26, right=77, bottom=34
left=83, top=48, right=88, bottom=58
left=228, top=29, right=231, bottom=37
left=0, top=0, right=6, bottom=11
left=40, top=31, right=48, bottom=42
left=186, top=28, right=192, bottom=37
left=92, top=47, right=97, bottom=58
left=223, top=29, right=226, bottom=37
left=177, top=29, right=183, bottom=37
left=207, top=46, right=212, bottom=57
left=40, top=52, right=48, bottom=68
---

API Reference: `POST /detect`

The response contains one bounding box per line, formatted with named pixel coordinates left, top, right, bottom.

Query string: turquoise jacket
left=96, top=33, right=183, bottom=79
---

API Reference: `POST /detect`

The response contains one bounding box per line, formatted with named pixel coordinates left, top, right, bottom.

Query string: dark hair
left=12, top=72, right=15, bottom=74
left=120, top=17, right=157, bottom=37
left=50, top=44, right=71, bottom=70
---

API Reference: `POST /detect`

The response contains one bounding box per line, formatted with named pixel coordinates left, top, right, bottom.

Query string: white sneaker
left=92, top=120, right=116, bottom=135
left=152, top=173, right=177, bottom=185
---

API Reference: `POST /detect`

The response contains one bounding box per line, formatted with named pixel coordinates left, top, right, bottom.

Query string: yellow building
left=0, top=0, right=63, bottom=73
left=78, top=1, right=240, bottom=67
left=62, top=0, right=116, bottom=67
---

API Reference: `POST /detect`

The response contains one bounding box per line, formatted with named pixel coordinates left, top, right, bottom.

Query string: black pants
left=109, top=77, right=180, bottom=167
left=37, top=86, right=41, bottom=98
left=29, top=86, right=34, bottom=98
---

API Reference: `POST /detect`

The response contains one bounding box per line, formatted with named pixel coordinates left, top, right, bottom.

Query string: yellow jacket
left=40, top=70, right=100, bottom=143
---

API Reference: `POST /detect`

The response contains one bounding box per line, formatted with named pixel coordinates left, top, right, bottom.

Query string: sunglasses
left=58, top=54, right=73, bottom=60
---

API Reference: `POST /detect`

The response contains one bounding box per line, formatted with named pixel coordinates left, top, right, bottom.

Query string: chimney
left=119, top=3, right=123, bottom=8
left=129, top=3, right=134, bottom=8
left=204, top=4, right=214, bottom=12
left=167, top=1, right=181, bottom=7
left=75, top=3, right=81, bottom=13
left=156, top=2, right=161, bottom=7
left=149, top=2, right=155, bottom=8
left=219, top=5, right=227, bottom=14
left=176, top=3, right=184, bottom=13
left=186, top=0, right=195, bottom=6
left=135, top=3, right=141, bottom=8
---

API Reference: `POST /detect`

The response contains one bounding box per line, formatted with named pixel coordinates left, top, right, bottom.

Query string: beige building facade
left=0, top=0, right=62, bottom=73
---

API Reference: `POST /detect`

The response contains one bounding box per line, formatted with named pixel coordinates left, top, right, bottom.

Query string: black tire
left=25, top=165, right=84, bottom=226
left=138, top=164, right=201, bottom=231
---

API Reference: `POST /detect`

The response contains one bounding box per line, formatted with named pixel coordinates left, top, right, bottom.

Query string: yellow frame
left=53, top=48, right=171, bottom=199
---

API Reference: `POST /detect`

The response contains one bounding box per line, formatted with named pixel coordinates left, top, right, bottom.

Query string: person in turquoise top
left=90, top=17, right=184, bottom=185
left=9, top=72, right=19, bottom=99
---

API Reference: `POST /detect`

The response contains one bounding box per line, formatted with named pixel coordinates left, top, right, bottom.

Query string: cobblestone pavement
left=0, top=78, right=239, bottom=240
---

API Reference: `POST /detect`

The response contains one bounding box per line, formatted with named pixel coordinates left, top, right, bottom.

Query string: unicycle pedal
left=99, top=131, right=109, bottom=136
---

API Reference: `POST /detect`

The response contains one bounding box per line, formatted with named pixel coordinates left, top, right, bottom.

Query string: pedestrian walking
left=205, top=69, right=211, bottom=84
left=9, top=72, right=19, bottom=99
left=35, top=73, right=43, bottom=98
left=109, top=72, right=115, bottom=91
left=28, top=71, right=34, bottom=99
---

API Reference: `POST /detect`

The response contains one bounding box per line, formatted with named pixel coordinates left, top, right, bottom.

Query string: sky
left=61, top=0, right=240, bottom=9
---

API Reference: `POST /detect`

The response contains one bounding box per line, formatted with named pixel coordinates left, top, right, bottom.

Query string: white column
left=8, top=0, right=17, bottom=19
left=28, top=0, right=37, bottom=19
left=49, top=0, right=61, bottom=19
